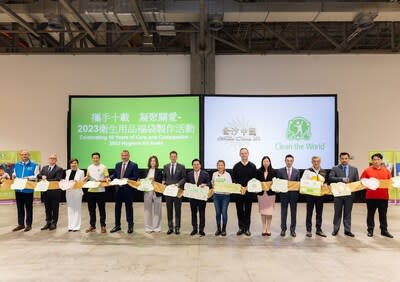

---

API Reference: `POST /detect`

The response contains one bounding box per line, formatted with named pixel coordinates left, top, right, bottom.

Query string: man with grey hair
left=37, top=154, right=64, bottom=231
left=12, top=150, right=39, bottom=232
left=302, top=156, right=327, bottom=238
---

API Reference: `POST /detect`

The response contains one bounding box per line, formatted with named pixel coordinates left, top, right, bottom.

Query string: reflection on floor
left=0, top=202, right=399, bottom=282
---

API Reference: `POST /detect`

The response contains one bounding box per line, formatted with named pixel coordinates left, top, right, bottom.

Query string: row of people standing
left=9, top=149, right=393, bottom=238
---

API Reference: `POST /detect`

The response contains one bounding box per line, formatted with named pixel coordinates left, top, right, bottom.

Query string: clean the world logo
left=286, top=117, right=311, bottom=141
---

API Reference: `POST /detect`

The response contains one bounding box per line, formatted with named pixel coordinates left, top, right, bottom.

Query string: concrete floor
left=0, top=202, right=399, bottom=282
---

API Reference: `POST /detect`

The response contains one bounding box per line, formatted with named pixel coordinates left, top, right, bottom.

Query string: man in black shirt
left=232, top=148, right=257, bottom=236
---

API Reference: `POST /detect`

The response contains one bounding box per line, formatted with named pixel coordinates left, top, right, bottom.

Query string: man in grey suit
left=276, top=154, right=300, bottom=237
left=163, top=150, right=186, bottom=235
left=329, top=152, right=359, bottom=237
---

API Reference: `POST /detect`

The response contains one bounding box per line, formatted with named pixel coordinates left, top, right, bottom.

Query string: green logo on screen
left=286, top=117, right=311, bottom=141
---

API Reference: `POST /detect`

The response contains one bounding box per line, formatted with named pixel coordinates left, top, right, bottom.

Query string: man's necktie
left=121, top=163, right=126, bottom=178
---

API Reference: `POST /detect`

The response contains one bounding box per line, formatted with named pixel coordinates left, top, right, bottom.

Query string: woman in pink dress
left=256, top=156, right=276, bottom=236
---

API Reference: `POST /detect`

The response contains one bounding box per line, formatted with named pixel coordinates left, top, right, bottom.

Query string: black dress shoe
left=332, top=230, right=338, bottom=236
left=381, top=231, right=394, bottom=238
left=236, top=229, right=244, bottom=236
left=244, top=230, right=251, bottom=236
left=110, top=226, right=121, bottom=233
left=280, top=230, right=286, bottom=237
left=199, top=231, right=205, bottom=237
left=367, top=231, right=373, bottom=237
left=49, top=224, right=57, bottom=231
left=316, top=230, right=327, bottom=237
left=190, top=229, right=198, bottom=236
left=167, top=229, right=173, bottom=235
left=41, top=224, right=50, bottom=231
left=175, top=228, right=180, bottom=235
left=290, top=231, right=296, bottom=237
left=68, top=229, right=73, bottom=232
left=344, top=231, right=355, bottom=237
left=12, top=225, right=25, bottom=232
left=23, top=225, right=32, bottom=232
left=262, top=232, right=267, bottom=236
left=306, top=231, right=312, bottom=237
left=127, top=227, right=133, bottom=234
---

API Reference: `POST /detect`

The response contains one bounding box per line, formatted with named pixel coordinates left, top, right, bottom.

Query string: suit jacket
left=111, top=161, right=139, bottom=181
left=256, top=168, right=276, bottom=196
left=65, top=169, right=85, bottom=181
left=144, top=168, right=163, bottom=197
left=65, top=169, right=85, bottom=196
left=163, top=163, right=186, bottom=188
left=37, top=164, right=64, bottom=182
left=186, top=170, right=211, bottom=187
left=329, top=164, right=359, bottom=183
left=276, top=167, right=300, bottom=182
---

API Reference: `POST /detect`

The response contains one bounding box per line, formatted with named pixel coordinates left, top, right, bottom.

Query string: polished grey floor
left=0, top=202, right=399, bottom=282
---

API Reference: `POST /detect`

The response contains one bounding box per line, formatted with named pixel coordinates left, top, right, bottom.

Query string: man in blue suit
left=276, top=154, right=301, bottom=237
left=186, top=159, right=210, bottom=236
left=110, top=150, right=139, bottom=234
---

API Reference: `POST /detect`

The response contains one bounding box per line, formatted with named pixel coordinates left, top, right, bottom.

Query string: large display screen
left=203, top=95, right=337, bottom=169
left=69, top=96, right=200, bottom=168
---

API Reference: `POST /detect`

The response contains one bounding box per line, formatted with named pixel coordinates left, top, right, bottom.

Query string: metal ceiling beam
left=211, top=34, right=248, bottom=53
left=129, top=0, right=149, bottom=36
left=0, top=3, right=40, bottom=37
left=58, top=0, right=96, bottom=39
left=199, top=0, right=206, bottom=50
left=308, top=22, right=343, bottom=50
left=263, top=24, right=296, bottom=51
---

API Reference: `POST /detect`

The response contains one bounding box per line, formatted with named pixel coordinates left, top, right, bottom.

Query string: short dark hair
left=69, top=158, right=79, bottom=164
left=91, top=152, right=100, bottom=158
left=340, top=152, right=350, bottom=158
left=285, top=154, right=294, bottom=160
left=192, top=158, right=201, bottom=165
left=169, top=150, right=177, bottom=156
left=239, top=148, right=248, bottom=153
left=147, top=155, right=159, bottom=169
left=216, top=160, right=225, bottom=166
left=371, top=153, right=383, bottom=160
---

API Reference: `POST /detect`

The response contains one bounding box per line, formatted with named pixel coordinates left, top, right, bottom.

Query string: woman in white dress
left=65, top=159, right=85, bottom=232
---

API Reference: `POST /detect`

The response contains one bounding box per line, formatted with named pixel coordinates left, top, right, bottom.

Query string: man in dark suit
left=109, top=150, right=139, bottom=234
left=163, top=150, right=186, bottom=235
left=186, top=159, right=210, bottom=237
left=276, top=154, right=300, bottom=237
left=329, top=152, right=359, bottom=237
left=303, top=156, right=327, bottom=238
left=37, top=154, right=64, bottom=231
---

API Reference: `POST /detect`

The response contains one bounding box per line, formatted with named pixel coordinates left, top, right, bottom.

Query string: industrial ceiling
left=0, top=0, right=400, bottom=54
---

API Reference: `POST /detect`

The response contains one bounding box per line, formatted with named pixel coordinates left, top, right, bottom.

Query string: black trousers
left=333, top=195, right=353, bottom=233
left=366, top=199, right=388, bottom=233
left=280, top=191, right=299, bottom=232
left=114, top=186, right=134, bottom=227
left=43, top=190, right=62, bottom=225
left=165, top=195, right=182, bottom=229
left=234, top=193, right=253, bottom=231
left=190, top=199, right=206, bottom=231
left=87, top=192, right=106, bottom=228
left=306, top=195, right=324, bottom=232
left=15, top=192, right=33, bottom=226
